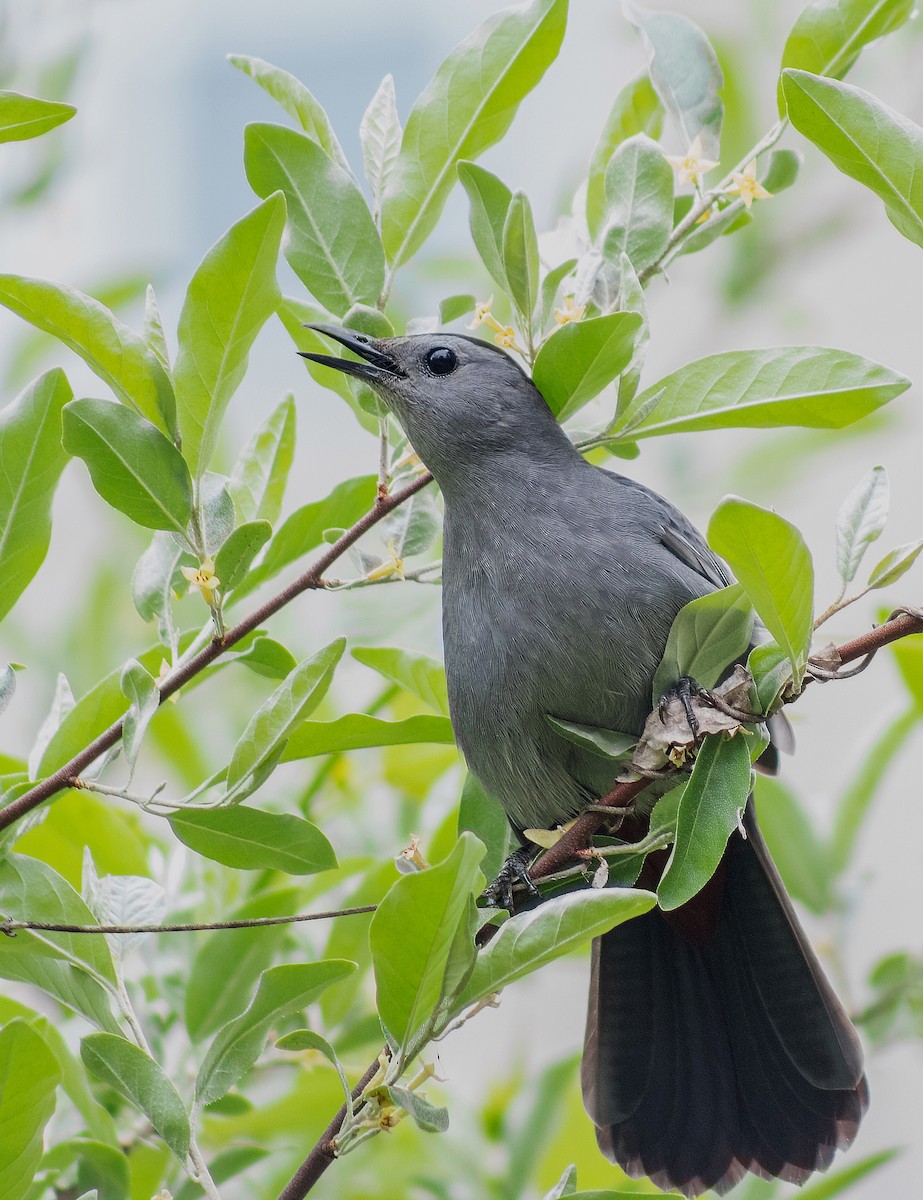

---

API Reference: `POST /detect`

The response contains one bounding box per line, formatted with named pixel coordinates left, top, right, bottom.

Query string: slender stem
left=0, top=471, right=434, bottom=835
left=0, top=904, right=377, bottom=937
left=377, top=412, right=390, bottom=500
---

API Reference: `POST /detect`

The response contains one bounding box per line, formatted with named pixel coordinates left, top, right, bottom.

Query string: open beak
left=299, top=323, right=402, bottom=383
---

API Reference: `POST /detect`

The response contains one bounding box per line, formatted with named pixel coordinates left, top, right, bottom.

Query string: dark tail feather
left=582, top=804, right=867, bottom=1197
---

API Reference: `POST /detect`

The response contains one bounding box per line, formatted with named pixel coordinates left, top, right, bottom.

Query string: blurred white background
left=1, top=1, right=921, bottom=1195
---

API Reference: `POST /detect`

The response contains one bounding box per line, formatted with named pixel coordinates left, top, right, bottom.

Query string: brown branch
left=0, top=472, right=433, bottom=835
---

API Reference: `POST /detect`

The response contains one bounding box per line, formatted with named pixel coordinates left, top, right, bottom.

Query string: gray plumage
left=304, top=326, right=867, bottom=1197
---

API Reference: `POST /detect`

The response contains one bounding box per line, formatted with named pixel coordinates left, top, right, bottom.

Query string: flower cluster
left=467, top=297, right=525, bottom=353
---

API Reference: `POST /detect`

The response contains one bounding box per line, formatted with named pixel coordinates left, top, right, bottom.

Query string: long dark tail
left=582, top=804, right=867, bottom=1197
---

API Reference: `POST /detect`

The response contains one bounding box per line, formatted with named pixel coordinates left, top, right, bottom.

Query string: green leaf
left=502, top=191, right=540, bottom=324
left=62, top=398, right=193, bottom=534
left=244, top=123, right=384, bottom=316
left=676, top=198, right=751, bottom=258
left=890, top=637, right=923, bottom=711
left=652, top=584, right=754, bottom=701
left=793, top=1149, right=900, bottom=1199
left=186, top=888, right=301, bottom=1041
left=229, top=395, right=296, bottom=526
left=0, top=90, right=75, bottom=142
left=0, top=274, right=175, bottom=436
left=624, top=2, right=723, bottom=159
left=587, top=74, right=664, bottom=237
left=0, top=945, right=118, bottom=1034
left=439, top=294, right=477, bottom=325
left=708, top=497, right=814, bottom=683
left=754, top=775, right=832, bottom=913
left=600, top=134, right=674, bottom=274
left=458, top=773, right=512, bottom=886
left=276, top=1029, right=353, bottom=1110
left=835, top=465, right=889, bottom=585
left=195, top=960, right=355, bottom=1104
left=0, top=853, right=117, bottom=986
left=532, top=312, right=642, bottom=423
left=143, top=284, right=172, bottom=376
left=545, top=718, right=636, bottom=762
left=352, top=645, right=449, bottom=715
left=228, top=54, right=350, bottom=171
left=370, top=833, right=485, bottom=1045
left=539, top=259, right=578, bottom=333
left=387, top=1084, right=449, bottom=1133
left=778, top=0, right=914, bottom=114
left=457, top=162, right=513, bottom=294
left=657, top=734, right=752, bottom=911
left=761, top=147, right=803, bottom=194
left=120, top=659, right=159, bottom=774
left=169, top=806, right=336, bottom=875
left=782, top=69, right=923, bottom=249
left=456, top=888, right=656, bottom=1011
left=80, top=1033, right=190, bottom=1162
left=381, top=0, right=568, bottom=267
left=748, top=640, right=794, bottom=715
left=226, top=639, right=345, bottom=789
left=282, top=713, right=454, bottom=761
left=0, top=1020, right=61, bottom=1200
left=214, top=521, right=272, bottom=593
left=612, top=346, right=908, bottom=441
left=867, top=539, right=923, bottom=588
left=613, top=254, right=648, bottom=414
left=174, top=194, right=285, bottom=476
left=229, top=636, right=297, bottom=681
left=360, top=74, right=402, bottom=219
left=0, top=369, right=72, bottom=622
left=234, top=474, right=376, bottom=601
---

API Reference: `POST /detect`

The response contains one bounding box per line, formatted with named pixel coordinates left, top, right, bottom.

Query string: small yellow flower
left=665, top=134, right=719, bottom=186
left=366, top=539, right=405, bottom=582
left=725, top=159, right=772, bottom=210
left=181, top=557, right=220, bottom=603
left=156, top=658, right=180, bottom=704
left=392, top=445, right=427, bottom=475
left=400, top=835, right=429, bottom=870
left=553, top=295, right=586, bottom=325
left=467, top=296, right=495, bottom=330
left=494, top=325, right=520, bottom=350
left=468, top=297, right=526, bottom=355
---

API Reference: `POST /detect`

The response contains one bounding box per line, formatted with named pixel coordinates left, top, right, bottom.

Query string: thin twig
left=0, top=904, right=377, bottom=938
left=0, top=471, right=433, bottom=835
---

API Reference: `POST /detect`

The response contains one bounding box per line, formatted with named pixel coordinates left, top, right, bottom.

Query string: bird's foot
left=482, top=846, right=540, bottom=913
left=658, top=675, right=709, bottom=744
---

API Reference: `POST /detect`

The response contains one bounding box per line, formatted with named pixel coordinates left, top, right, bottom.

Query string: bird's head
left=301, top=325, right=568, bottom=489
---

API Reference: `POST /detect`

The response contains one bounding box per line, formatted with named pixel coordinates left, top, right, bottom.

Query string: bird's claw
left=658, top=675, right=708, bottom=743
left=482, top=846, right=540, bottom=913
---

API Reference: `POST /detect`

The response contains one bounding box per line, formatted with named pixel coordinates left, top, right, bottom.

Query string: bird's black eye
left=424, top=346, right=458, bottom=376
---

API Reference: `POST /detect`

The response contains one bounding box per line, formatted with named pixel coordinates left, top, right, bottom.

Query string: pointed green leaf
left=282, top=713, right=454, bottom=761
left=458, top=773, right=511, bottom=888
left=360, top=74, right=402, bottom=218
left=225, top=639, right=345, bottom=790
left=778, top=0, right=914, bottom=114
left=143, top=284, right=171, bottom=376
left=458, top=161, right=514, bottom=293
left=708, top=496, right=814, bottom=682
left=81, top=1033, right=190, bottom=1162
left=0, top=369, right=72, bottom=621
left=545, top=718, right=636, bottom=762
left=169, top=806, right=335, bottom=874
left=352, top=645, right=449, bottom=715
left=867, top=539, right=923, bottom=588
left=601, top=133, right=674, bottom=274
left=370, top=833, right=485, bottom=1045
left=539, top=259, right=578, bottom=333
left=782, top=69, right=923, bottom=248
left=456, top=888, right=655, bottom=1011
left=0, top=1020, right=61, bottom=1200
left=387, top=1084, right=450, bottom=1133
left=658, top=734, right=752, bottom=910
left=174, top=194, right=285, bottom=476
left=587, top=74, right=664, bottom=236
left=652, top=584, right=755, bottom=701
left=533, top=312, right=642, bottom=422
left=624, top=2, right=723, bottom=159
left=244, top=123, right=384, bottom=316
left=276, top=1028, right=353, bottom=1111
left=229, top=395, right=296, bottom=525
left=613, top=346, right=909, bottom=440
left=120, top=659, right=159, bottom=773
left=381, top=0, right=568, bottom=267
left=228, top=54, right=350, bottom=170
left=195, top=960, right=355, bottom=1104
left=0, top=274, right=175, bottom=436
left=233, top=474, right=376, bottom=601
left=754, top=775, right=832, bottom=913
left=502, top=190, right=540, bottom=324
left=214, top=521, right=272, bottom=593
left=835, top=465, right=889, bottom=586
left=62, top=398, right=193, bottom=534
left=0, top=90, right=75, bottom=142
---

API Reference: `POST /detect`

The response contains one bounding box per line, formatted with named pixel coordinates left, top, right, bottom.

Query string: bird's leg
left=658, top=675, right=709, bottom=743
left=482, top=844, right=541, bottom=913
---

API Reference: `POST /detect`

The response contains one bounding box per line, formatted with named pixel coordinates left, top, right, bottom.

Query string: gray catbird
left=303, top=325, right=867, bottom=1197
